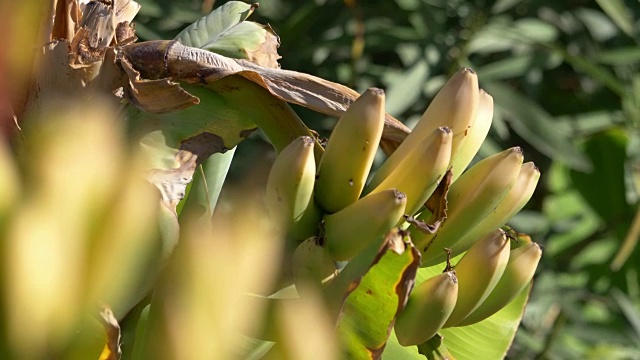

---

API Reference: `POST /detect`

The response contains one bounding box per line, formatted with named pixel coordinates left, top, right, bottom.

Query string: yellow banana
left=323, top=189, right=407, bottom=261
left=292, top=236, right=337, bottom=296
left=367, top=127, right=452, bottom=217
left=266, top=136, right=322, bottom=240
left=367, top=68, right=479, bottom=192
left=314, top=88, right=386, bottom=213
left=394, top=270, right=458, bottom=346
left=449, top=89, right=494, bottom=182
left=443, top=229, right=511, bottom=327
left=448, top=161, right=540, bottom=258
left=413, top=147, right=524, bottom=266
left=455, top=241, right=542, bottom=326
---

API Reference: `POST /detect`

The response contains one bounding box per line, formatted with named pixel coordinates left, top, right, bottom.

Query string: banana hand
left=367, top=68, right=479, bottom=193
left=455, top=241, right=541, bottom=326
left=414, top=147, right=524, bottom=266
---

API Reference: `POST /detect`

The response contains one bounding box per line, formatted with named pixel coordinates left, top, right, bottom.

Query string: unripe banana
left=449, top=89, right=493, bottom=182
left=443, top=229, right=511, bottom=327
left=315, top=88, right=385, bottom=213
left=292, top=236, right=337, bottom=295
left=413, top=147, right=524, bottom=266
left=455, top=242, right=541, bottom=326
left=394, top=271, right=458, bottom=346
left=367, top=68, right=479, bottom=192
left=266, top=136, right=322, bottom=240
left=367, top=127, right=452, bottom=217
left=447, top=161, right=540, bottom=260
left=323, top=189, right=407, bottom=261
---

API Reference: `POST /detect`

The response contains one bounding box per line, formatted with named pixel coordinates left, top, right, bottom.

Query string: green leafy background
left=134, top=0, right=640, bottom=358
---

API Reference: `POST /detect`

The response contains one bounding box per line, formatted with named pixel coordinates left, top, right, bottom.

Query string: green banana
left=291, top=236, right=337, bottom=296
left=367, top=126, right=452, bottom=217
left=366, top=68, right=479, bottom=193
left=323, top=189, right=407, bottom=261
left=449, top=89, right=494, bottom=182
left=315, top=88, right=386, bottom=213
left=394, top=270, right=458, bottom=346
left=448, top=161, right=540, bottom=258
left=443, top=229, right=511, bottom=327
left=455, top=241, right=541, bottom=326
left=413, top=147, right=524, bottom=266
left=266, top=136, right=322, bottom=240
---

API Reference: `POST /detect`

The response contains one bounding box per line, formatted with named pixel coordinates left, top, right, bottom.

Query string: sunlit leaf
left=174, top=1, right=281, bottom=68
left=484, top=82, right=592, bottom=171
left=569, top=128, right=630, bottom=223
left=327, top=230, right=420, bottom=359
left=594, top=0, right=635, bottom=37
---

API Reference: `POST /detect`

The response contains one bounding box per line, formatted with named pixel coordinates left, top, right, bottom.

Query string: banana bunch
left=394, top=229, right=543, bottom=345
left=264, top=69, right=542, bottom=332
left=266, top=88, right=407, bottom=266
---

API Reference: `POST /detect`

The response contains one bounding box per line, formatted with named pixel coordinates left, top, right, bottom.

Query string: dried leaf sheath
left=119, top=40, right=410, bottom=146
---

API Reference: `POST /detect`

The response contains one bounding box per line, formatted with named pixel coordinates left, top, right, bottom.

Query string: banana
left=366, top=68, right=479, bottom=192
left=449, top=89, right=494, bottom=182
left=455, top=241, right=542, bottom=326
left=292, top=236, right=337, bottom=296
left=443, top=229, right=511, bottom=327
left=448, top=161, right=540, bottom=258
left=413, top=147, right=524, bottom=266
left=266, top=136, right=322, bottom=240
left=394, top=270, right=458, bottom=346
left=314, top=88, right=386, bottom=213
left=367, top=127, right=452, bottom=217
left=323, top=189, right=407, bottom=261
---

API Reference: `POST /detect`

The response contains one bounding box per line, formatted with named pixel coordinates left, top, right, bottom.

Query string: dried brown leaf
left=414, top=170, right=453, bottom=235
left=247, top=23, right=281, bottom=69
left=120, top=40, right=410, bottom=145
left=98, top=306, right=121, bottom=360
left=120, top=57, right=199, bottom=114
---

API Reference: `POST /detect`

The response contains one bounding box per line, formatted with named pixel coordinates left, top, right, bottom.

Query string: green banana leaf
left=383, top=262, right=532, bottom=360
left=170, top=0, right=270, bottom=219
left=326, top=230, right=421, bottom=359
left=174, top=1, right=255, bottom=49
left=484, top=82, right=591, bottom=172
left=174, top=1, right=280, bottom=69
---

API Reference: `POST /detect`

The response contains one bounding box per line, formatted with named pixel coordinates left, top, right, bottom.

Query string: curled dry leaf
left=98, top=306, right=121, bottom=360
left=119, top=40, right=410, bottom=146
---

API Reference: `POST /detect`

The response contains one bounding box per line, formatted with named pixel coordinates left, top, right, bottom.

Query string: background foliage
left=131, top=0, right=640, bottom=358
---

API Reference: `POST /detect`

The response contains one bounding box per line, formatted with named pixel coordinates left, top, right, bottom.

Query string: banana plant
left=2, top=1, right=541, bottom=359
